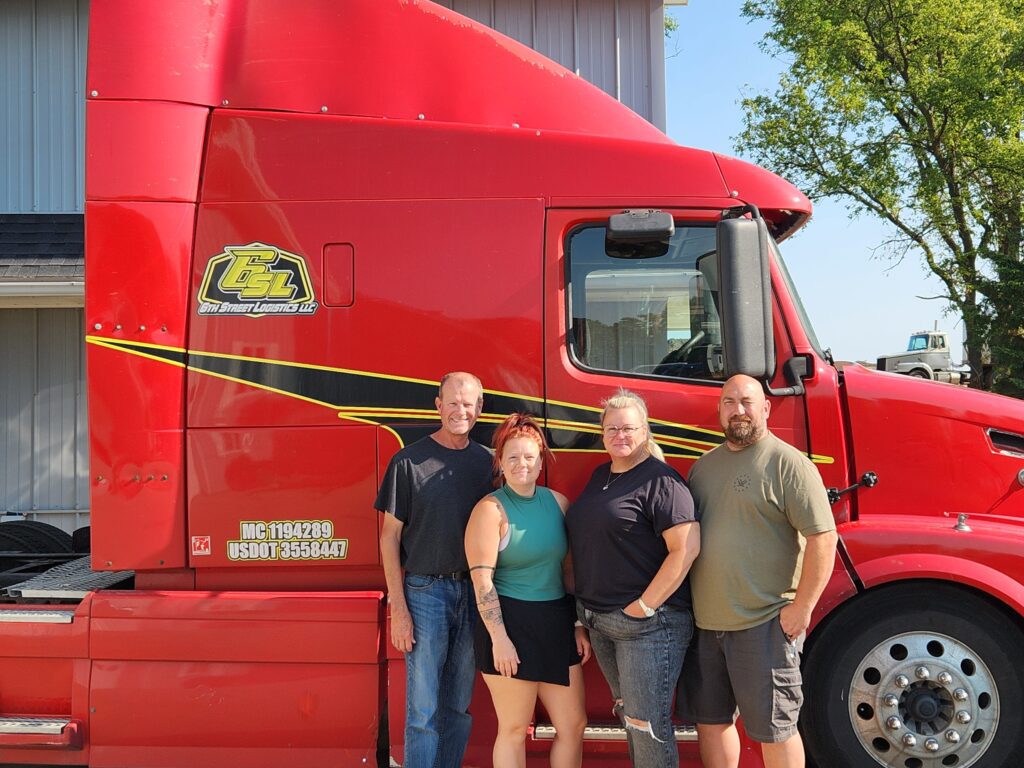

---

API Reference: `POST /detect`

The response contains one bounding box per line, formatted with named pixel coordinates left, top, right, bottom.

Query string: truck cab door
left=543, top=209, right=809, bottom=491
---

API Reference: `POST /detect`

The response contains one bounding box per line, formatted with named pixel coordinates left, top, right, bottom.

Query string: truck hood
left=843, top=364, right=1024, bottom=523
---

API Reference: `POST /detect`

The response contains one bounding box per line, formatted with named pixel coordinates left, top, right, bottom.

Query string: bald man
left=678, top=375, right=838, bottom=768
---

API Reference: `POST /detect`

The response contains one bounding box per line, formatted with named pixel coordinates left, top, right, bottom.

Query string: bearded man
left=678, top=374, right=837, bottom=768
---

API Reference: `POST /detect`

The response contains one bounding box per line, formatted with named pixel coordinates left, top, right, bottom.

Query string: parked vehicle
left=0, top=2, right=1021, bottom=767
left=876, top=329, right=970, bottom=384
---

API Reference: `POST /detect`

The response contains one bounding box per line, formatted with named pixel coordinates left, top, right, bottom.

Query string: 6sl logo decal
left=198, top=243, right=319, bottom=317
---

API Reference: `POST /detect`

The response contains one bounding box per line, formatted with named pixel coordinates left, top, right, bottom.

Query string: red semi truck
left=2, top=1, right=1023, bottom=767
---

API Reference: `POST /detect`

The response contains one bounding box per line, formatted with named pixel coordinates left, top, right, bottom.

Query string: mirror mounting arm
left=764, top=355, right=810, bottom=397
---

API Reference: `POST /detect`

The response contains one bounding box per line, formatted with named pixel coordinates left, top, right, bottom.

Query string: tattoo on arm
left=476, top=585, right=504, bottom=629
left=469, top=565, right=495, bottom=572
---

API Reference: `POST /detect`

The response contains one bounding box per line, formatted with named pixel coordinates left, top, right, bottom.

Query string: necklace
left=602, top=450, right=648, bottom=490
left=602, top=468, right=624, bottom=491
left=598, top=468, right=622, bottom=493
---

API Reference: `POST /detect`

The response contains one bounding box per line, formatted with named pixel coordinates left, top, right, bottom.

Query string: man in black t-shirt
left=376, top=371, right=493, bottom=768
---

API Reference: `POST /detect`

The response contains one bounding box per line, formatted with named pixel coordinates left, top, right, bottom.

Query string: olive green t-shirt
left=688, top=432, right=835, bottom=631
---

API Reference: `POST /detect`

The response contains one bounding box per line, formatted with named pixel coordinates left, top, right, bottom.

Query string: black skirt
left=474, top=593, right=582, bottom=686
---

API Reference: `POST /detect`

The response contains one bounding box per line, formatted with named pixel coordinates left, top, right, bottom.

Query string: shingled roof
left=0, top=214, right=84, bottom=281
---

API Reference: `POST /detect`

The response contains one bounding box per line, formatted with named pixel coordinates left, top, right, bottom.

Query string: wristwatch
left=637, top=597, right=656, bottom=617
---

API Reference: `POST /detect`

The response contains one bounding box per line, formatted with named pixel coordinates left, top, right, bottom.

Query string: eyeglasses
left=602, top=425, right=642, bottom=437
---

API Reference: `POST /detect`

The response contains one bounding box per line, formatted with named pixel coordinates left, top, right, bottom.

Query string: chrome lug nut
left=915, top=666, right=931, bottom=680
left=895, top=674, right=910, bottom=689
left=902, top=733, right=918, bottom=747
left=956, top=710, right=972, bottom=724
left=886, top=716, right=903, bottom=730
left=883, top=694, right=899, bottom=708
left=953, top=688, right=969, bottom=702
left=925, top=738, right=940, bottom=753
left=946, top=729, right=961, bottom=743
left=937, top=671, right=953, bottom=685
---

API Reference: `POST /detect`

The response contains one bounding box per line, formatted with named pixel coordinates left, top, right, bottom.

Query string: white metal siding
left=495, top=0, right=534, bottom=46
left=534, top=0, right=576, bottom=70
left=0, top=0, right=88, bottom=214
left=1, top=1, right=35, bottom=213
left=618, top=0, right=652, bottom=121
left=1, top=310, right=35, bottom=512
left=576, top=0, right=617, bottom=97
left=0, top=308, right=88, bottom=532
left=432, top=0, right=665, bottom=128
left=452, top=0, right=493, bottom=25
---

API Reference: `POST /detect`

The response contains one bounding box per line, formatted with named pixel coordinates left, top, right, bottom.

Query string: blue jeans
left=579, top=602, right=693, bottom=768
left=403, top=574, right=475, bottom=768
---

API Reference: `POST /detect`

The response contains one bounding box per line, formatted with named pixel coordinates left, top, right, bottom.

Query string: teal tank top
left=492, top=485, right=567, bottom=602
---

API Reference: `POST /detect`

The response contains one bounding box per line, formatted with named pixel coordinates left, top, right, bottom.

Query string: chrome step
left=0, top=609, right=74, bottom=624
left=0, top=717, right=71, bottom=735
left=533, top=723, right=698, bottom=742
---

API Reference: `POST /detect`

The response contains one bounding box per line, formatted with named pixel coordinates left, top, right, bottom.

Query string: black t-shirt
left=566, top=456, right=697, bottom=612
left=374, top=436, right=493, bottom=575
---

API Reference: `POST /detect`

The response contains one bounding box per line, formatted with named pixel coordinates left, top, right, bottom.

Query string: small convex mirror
left=605, top=209, right=675, bottom=259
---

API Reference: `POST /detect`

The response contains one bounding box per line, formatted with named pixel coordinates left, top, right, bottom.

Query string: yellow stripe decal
left=88, top=337, right=187, bottom=369
left=87, top=338, right=836, bottom=464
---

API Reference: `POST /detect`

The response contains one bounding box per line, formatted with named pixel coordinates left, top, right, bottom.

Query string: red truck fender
left=853, top=551, right=1024, bottom=616
left=800, top=520, right=1024, bottom=768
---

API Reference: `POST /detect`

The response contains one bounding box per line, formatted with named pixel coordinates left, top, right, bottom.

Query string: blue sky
left=664, top=1, right=964, bottom=364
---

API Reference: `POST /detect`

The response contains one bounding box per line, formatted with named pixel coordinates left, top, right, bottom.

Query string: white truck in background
left=876, top=330, right=970, bottom=384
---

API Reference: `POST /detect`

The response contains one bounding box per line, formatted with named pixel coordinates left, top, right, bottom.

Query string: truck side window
left=567, top=224, right=726, bottom=382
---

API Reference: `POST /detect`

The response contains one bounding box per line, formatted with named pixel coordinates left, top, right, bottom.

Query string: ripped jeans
left=579, top=601, right=693, bottom=768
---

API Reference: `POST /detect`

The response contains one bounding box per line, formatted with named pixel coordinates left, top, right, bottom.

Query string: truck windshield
left=771, top=239, right=826, bottom=360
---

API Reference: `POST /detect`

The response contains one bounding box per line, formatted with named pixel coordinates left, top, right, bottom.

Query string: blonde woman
left=565, top=389, right=700, bottom=768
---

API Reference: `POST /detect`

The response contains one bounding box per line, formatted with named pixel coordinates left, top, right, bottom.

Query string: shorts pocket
left=770, top=666, right=803, bottom=730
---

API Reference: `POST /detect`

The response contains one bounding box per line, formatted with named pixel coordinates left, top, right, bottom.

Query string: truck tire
left=0, top=521, right=73, bottom=553
left=802, top=583, right=1024, bottom=768
left=908, top=369, right=930, bottom=378
left=0, top=526, right=37, bottom=553
left=72, top=525, right=91, bottom=553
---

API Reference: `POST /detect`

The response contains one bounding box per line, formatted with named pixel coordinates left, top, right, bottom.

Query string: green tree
left=737, top=0, right=1024, bottom=393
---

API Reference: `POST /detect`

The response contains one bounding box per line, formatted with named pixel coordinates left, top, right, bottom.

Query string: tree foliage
left=737, top=0, right=1024, bottom=393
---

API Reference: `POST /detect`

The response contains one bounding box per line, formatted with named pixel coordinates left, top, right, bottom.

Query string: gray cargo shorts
left=676, top=614, right=804, bottom=743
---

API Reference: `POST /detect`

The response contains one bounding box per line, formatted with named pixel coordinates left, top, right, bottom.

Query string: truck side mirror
left=716, top=206, right=775, bottom=379
left=605, top=209, right=674, bottom=259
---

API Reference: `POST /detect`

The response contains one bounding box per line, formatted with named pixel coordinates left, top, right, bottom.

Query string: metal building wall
left=0, top=0, right=89, bottom=213
left=435, top=0, right=667, bottom=129
left=0, top=308, right=89, bottom=533
left=0, top=0, right=89, bottom=534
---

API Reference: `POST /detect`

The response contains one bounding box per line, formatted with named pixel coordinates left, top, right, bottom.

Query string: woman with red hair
left=465, top=412, right=590, bottom=768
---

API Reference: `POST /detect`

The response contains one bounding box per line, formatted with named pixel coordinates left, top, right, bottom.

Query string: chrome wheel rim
left=848, top=631, right=998, bottom=767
